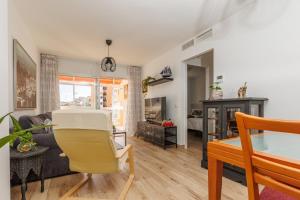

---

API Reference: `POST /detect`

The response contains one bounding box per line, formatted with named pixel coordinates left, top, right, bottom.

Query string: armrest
left=116, top=144, right=132, bottom=159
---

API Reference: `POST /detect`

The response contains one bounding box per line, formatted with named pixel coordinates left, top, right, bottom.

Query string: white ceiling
left=13, top=0, right=252, bottom=66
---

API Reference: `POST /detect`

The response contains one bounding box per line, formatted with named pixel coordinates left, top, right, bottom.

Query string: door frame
left=182, top=49, right=214, bottom=149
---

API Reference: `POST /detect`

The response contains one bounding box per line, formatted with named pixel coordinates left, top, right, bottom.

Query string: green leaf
left=19, top=131, right=32, bottom=143
left=12, top=124, right=53, bottom=135
left=0, top=135, right=14, bottom=149
left=9, top=114, right=22, bottom=132
left=8, top=134, right=18, bottom=147
left=0, top=112, right=12, bottom=124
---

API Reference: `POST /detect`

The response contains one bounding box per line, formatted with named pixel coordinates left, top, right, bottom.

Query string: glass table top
left=221, top=132, right=300, bottom=162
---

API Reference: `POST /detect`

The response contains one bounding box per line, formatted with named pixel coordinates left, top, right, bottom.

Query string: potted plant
left=142, top=76, right=155, bottom=94
left=209, top=82, right=223, bottom=100
left=238, top=82, right=247, bottom=98
left=0, top=112, right=52, bottom=152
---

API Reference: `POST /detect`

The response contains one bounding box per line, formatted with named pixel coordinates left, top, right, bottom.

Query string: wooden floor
left=11, top=135, right=248, bottom=200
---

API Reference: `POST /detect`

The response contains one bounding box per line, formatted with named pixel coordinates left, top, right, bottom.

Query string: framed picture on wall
left=13, top=39, right=37, bottom=110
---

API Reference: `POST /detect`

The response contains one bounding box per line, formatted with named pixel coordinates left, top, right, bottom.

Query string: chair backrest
left=235, top=112, right=300, bottom=200
left=52, top=109, right=119, bottom=174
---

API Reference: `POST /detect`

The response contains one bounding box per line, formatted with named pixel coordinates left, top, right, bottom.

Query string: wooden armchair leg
left=118, top=146, right=135, bottom=200
left=60, top=174, right=91, bottom=200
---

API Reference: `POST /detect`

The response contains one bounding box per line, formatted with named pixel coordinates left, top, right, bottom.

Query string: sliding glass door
left=99, top=78, right=128, bottom=130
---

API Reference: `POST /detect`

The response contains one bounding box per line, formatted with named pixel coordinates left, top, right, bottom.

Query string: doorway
left=184, top=50, right=214, bottom=150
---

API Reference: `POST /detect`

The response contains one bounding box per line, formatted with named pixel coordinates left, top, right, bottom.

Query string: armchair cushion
left=260, top=187, right=296, bottom=200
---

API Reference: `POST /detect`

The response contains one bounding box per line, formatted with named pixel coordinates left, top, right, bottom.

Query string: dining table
left=207, top=132, right=300, bottom=200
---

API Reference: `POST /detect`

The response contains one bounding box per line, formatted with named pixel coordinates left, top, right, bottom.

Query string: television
left=145, top=97, right=166, bottom=122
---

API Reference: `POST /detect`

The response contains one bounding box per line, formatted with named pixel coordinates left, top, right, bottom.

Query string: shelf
left=165, top=132, right=177, bottom=137
left=148, top=77, right=173, bottom=86
left=165, top=140, right=177, bottom=146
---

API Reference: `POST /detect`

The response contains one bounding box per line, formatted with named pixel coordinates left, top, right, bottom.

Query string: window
left=58, top=75, right=128, bottom=130
left=59, top=76, right=96, bottom=109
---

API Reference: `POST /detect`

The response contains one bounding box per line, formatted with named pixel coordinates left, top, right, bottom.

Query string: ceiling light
left=101, top=39, right=116, bottom=72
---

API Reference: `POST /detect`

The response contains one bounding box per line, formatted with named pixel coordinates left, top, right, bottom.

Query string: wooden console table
left=136, top=121, right=177, bottom=149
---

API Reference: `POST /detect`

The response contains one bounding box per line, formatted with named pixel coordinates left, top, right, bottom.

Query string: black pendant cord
left=107, top=45, right=110, bottom=57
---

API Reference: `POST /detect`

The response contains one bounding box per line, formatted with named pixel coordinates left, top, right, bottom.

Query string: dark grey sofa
left=11, top=113, right=73, bottom=185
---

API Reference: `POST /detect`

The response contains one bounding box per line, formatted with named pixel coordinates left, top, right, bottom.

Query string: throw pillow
left=45, top=112, right=52, bottom=120
left=29, top=116, right=46, bottom=134
left=43, top=118, right=52, bottom=134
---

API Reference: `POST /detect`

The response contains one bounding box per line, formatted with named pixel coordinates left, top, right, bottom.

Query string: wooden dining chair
left=52, top=109, right=135, bottom=200
left=235, top=112, right=300, bottom=200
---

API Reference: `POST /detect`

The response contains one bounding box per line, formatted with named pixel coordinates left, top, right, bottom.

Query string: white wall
left=0, top=0, right=10, bottom=198
left=143, top=47, right=182, bottom=133
left=58, top=57, right=129, bottom=79
left=8, top=0, right=40, bottom=118
left=143, top=0, right=300, bottom=145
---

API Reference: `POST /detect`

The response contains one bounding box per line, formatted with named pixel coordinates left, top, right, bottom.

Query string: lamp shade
left=101, top=56, right=116, bottom=72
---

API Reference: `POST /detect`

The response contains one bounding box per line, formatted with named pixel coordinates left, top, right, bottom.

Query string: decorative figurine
left=238, top=82, right=247, bottom=98
left=160, top=66, right=172, bottom=78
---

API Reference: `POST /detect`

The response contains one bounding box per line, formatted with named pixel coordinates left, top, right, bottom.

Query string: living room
left=1, top=0, right=300, bottom=200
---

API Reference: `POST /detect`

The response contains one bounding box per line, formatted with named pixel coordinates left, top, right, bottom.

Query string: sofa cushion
left=19, top=115, right=33, bottom=130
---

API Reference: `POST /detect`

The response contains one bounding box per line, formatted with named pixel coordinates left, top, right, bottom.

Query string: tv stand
left=136, top=121, right=177, bottom=149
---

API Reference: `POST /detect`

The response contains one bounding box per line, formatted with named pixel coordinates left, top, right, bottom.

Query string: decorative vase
left=210, top=89, right=223, bottom=100
left=17, top=142, right=36, bottom=152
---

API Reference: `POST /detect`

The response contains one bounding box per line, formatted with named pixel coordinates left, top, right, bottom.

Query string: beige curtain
left=40, top=54, right=59, bottom=113
left=126, top=66, right=142, bottom=136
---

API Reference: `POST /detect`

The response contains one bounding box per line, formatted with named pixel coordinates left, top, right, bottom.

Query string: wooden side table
left=10, top=146, right=49, bottom=200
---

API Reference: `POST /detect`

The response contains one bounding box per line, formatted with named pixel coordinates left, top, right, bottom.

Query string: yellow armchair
left=52, top=109, right=134, bottom=200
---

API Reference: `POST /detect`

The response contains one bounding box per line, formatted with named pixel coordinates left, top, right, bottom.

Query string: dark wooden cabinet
left=201, top=98, right=268, bottom=184
left=136, top=121, right=177, bottom=149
